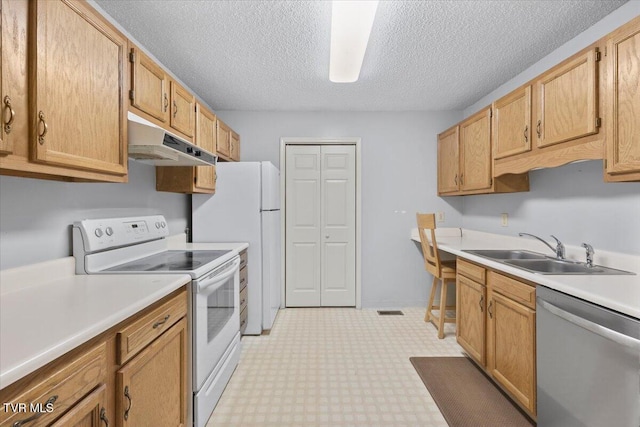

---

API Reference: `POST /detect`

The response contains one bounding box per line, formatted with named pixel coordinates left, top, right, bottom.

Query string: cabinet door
left=116, top=318, right=187, bottom=427
left=170, top=80, right=195, bottom=139
left=460, top=108, right=492, bottom=191
left=535, top=48, right=599, bottom=148
left=456, top=275, right=486, bottom=365
left=437, top=126, right=459, bottom=194
left=230, top=131, right=240, bottom=161
left=32, top=0, right=127, bottom=176
left=130, top=47, right=168, bottom=123
left=50, top=384, right=108, bottom=427
left=493, top=86, right=531, bottom=159
left=487, top=291, right=536, bottom=414
left=194, top=104, right=216, bottom=191
left=606, top=18, right=640, bottom=177
left=216, top=119, right=231, bottom=158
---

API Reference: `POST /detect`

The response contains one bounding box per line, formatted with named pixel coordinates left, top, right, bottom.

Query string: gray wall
left=461, top=1, right=640, bottom=255
left=217, top=110, right=463, bottom=308
left=0, top=161, right=189, bottom=270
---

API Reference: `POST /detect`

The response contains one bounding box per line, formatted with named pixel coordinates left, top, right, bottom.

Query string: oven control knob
left=155, top=222, right=161, bottom=229
left=105, top=227, right=113, bottom=236
left=161, top=221, right=166, bottom=228
left=94, top=228, right=103, bottom=238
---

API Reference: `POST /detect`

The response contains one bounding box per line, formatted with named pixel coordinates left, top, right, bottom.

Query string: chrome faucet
left=582, top=243, right=595, bottom=267
left=519, top=233, right=566, bottom=259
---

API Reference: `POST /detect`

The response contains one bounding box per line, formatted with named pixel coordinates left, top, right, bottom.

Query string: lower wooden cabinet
left=455, top=258, right=537, bottom=418
left=0, top=288, right=189, bottom=427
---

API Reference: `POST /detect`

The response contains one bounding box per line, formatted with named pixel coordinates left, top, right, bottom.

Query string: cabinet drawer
left=240, top=285, right=248, bottom=312
left=0, top=343, right=106, bottom=427
left=457, top=258, right=486, bottom=284
left=488, top=271, right=536, bottom=309
left=117, top=290, right=187, bottom=364
left=240, top=307, right=248, bottom=334
left=239, top=249, right=248, bottom=269
left=240, top=265, right=248, bottom=291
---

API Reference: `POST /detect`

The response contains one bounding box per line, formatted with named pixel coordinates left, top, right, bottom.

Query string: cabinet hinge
left=129, top=51, right=136, bottom=63
left=595, top=49, right=601, bottom=62
left=595, top=117, right=602, bottom=128
left=129, top=90, right=135, bottom=101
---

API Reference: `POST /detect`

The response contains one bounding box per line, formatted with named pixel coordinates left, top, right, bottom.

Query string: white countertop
left=0, top=257, right=190, bottom=390
left=410, top=229, right=640, bottom=319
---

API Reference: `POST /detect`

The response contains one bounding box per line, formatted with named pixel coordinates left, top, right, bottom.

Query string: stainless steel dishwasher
left=536, top=286, right=640, bottom=427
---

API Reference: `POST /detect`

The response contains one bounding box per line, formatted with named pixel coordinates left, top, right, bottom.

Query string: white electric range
left=73, top=215, right=240, bottom=427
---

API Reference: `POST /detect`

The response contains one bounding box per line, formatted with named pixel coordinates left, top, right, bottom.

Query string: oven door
left=192, top=256, right=240, bottom=390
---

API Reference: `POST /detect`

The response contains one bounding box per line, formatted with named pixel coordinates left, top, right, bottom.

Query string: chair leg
left=438, top=281, right=448, bottom=339
left=425, top=275, right=438, bottom=322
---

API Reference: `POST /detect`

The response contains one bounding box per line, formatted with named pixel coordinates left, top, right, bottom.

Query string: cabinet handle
left=123, top=386, right=132, bottom=420
left=524, top=125, right=528, bottom=143
left=100, top=408, right=109, bottom=427
left=240, top=319, right=246, bottom=327
left=11, top=395, right=58, bottom=426
left=479, top=295, right=484, bottom=312
left=164, top=93, right=168, bottom=112
left=37, top=111, right=48, bottom=145
left=240, top=298, right=246, bottom=305
left=460, top=174, right=464, bottom=185
left=152, top=314, right=170, bottom=329
left=488, top=300, right=493, bottom=318
left=3, top=96, right=15, bottom=134
left=536, top=120, right=541, bottom=138
left=173, top=100, right=178, bottom=118
left=454, top=174, right=458, bottom=185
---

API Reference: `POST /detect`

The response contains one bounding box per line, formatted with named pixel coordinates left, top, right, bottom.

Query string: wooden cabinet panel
left=116, top=318, right=188, bottom=427
left=493, top=85, right=532, bottom=159
left=488, top=271, right=535, bottom=309
left=32, top=0, right=127, bottom=176
left=230, top=131, right=240, bottom=161
left=169, top=80, right=195, bottom=138
left=457, top=259, right=486, bottom=285
left=216, top=119, right=231, bottom=158
left=487, top=290, right=536, bottom=415
left=195, top=104, right=217, bottom=191
left=130, top=46, right=168, bottom=123
left=50, top=384, right=107, bottom=427
left=535, top=48, right=599, bottom=148
left=460, top=108, right=492, bottom=191
left=456, top=275, right=486, bottom=365
left=437, top=125, right=459, bottom=194
left=606, top=16, right=640, bottom=180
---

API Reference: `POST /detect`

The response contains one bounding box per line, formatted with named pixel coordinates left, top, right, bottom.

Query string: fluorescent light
left=329, top=0, right=379, bottom=83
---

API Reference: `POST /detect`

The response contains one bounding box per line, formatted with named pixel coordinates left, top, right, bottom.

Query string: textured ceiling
left=95, top=0, right=627, bottom=111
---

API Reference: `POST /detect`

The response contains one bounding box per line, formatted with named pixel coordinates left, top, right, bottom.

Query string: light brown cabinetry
left=50, top=384, right=108, bottom=427
left=0, top=0, right=128, bottom=183
left=455, top=258, right=537, bottom=418
left=492, top=85, right=532, bottom=159
left=156, top=103, right=218, bottom=194
left=437, top=126, right=459, bottom=194
left=129, top=47, right=169, bottom=123
left=216, top=119, right=232, bottom=159
left=605, top=16, right=640, bottom=183
left=239, top=249, right=248, bottom=334
left=169, top=81, right=195, bottom=139
left=230, top=131, right=240, bottom=161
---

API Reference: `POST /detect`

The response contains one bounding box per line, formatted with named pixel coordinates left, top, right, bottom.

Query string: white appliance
left=192, top=161, right=281, bottom=335
left=72, top=215, right=240, bottom=427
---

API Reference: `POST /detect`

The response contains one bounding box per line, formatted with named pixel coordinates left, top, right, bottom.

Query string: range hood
left=127, top=112, right=217, bottom=166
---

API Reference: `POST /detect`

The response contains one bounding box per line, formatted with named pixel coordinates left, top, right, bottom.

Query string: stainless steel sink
left=463, top=249, right=548, bottom=260
left=502, top=259, right=635, bottom=275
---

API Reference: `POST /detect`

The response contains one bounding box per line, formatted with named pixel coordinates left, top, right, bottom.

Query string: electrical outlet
left=437, top=212, right=445, bottom=223
left=501, top=213, right=509, bottom=227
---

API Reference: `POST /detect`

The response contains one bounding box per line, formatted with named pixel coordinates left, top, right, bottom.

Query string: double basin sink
left=462, top=249, right=635, bottom=275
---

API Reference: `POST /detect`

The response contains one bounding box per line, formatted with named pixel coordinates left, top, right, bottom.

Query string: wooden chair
left=416, top=213, right=457, bottom=339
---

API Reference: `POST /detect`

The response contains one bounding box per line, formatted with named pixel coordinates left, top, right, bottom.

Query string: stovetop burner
left=104, top=250, right=230, bottom=272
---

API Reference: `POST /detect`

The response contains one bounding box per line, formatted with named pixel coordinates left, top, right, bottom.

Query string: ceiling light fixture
left=329, top=0, right=379, bottom=83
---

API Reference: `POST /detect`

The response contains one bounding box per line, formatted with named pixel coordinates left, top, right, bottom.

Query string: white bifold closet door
left=285, top=145, right=356, bottom=307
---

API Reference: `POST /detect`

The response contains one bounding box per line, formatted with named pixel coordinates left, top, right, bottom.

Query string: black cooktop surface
left=105, top=250, right=231, bottom=272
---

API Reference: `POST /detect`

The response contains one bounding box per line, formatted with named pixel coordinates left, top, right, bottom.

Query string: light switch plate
left=501, top=213, right=509, bottom=227
left=437, top=212, right=445, bottom=223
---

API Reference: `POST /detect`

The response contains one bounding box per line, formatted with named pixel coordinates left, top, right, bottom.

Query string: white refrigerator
left=192, top=161, right=281, bottom=335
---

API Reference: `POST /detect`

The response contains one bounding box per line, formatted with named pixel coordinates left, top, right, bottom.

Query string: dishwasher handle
left=537, top=298, right=640, bottom=352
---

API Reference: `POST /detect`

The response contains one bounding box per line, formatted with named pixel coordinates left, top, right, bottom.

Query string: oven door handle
left=197, top=258, right=240, bottom=293
left=538, top=298, right=640, bottom=351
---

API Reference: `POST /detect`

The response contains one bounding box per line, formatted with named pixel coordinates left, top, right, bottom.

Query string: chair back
left=416, top=213, right=442, bottom=277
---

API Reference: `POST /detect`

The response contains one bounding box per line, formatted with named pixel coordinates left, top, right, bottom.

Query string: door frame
left=280, top=137, right=362, bottom=309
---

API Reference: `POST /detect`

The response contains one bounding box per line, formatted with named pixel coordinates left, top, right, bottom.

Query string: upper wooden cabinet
left=605, top=16, right=640, bottom=183
left=1, top=0, right=128, bottom=183
left=535, top=48, right=600, bottom=148
left=437, top=125, right=459, bottom=194
left=230, top=131, right=240, bottom=161
left=460, top=108, right=492, bottom=192
left=216, top=119, right=231, bottom=159
left=492, top=85, right=532, bottom=160
left=169, top=80, right=195, bottom=139
left=129, top=47, right=169, bottom=123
